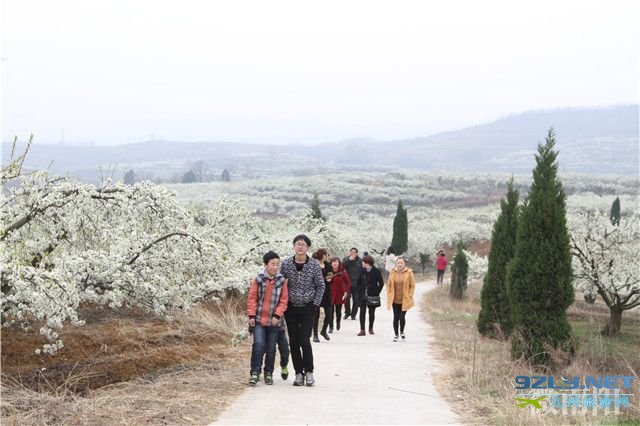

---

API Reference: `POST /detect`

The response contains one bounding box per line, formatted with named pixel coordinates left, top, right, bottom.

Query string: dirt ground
left=1, top=301, right=251, bottom=424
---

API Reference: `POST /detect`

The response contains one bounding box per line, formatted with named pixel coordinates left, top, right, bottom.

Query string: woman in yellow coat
left=386, top=257, right=416, bottom=342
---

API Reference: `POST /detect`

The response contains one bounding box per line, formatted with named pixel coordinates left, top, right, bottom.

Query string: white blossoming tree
left=569, top=210, right=640, bottom=336
left=1, top=141, right=255, bottom=353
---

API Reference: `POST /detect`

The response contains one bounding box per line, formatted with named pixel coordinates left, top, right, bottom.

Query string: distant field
left=165, top=171, right=638, bottom=260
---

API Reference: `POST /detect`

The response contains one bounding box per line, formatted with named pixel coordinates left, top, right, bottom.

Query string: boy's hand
left=271, top=317, right=280, bottom=327
left=248, top=318, right=255, bottom=327
left=342, top=293, right=347, bottom=301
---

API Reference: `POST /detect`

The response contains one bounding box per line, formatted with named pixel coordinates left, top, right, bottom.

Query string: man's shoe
left=343, top=314, right=349, bottom=320
left=313, top=334, right=320, bottom=342
left=401, top=332, right=406, bottom=341
left=305, top=372, right=315, bottom=386
left=369, top=328, right=374, bottom=335
left=336, top=323, right=340, bottom=331
left=357, top=330, right=366, bottom=336
left=328, top=328, right=333, bottom=334
left=321, top=330, right=330, bottom=341
left=264, top=373, right=273, bottom=385
left=393, top=335, right=399, bottom=342
left=350, top=316, right=356, bottom=320
left=293, top=373, right=305, bottom=386
left=281, top=366, right=289, bottom=380
left=249, top=372, right=259, bottom=385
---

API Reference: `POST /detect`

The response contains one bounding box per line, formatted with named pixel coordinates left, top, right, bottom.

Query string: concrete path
left=213, top=281, right=460, bottom=425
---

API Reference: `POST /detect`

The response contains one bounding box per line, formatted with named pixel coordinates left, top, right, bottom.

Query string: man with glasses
left=280, top=234, right=325, bottom=386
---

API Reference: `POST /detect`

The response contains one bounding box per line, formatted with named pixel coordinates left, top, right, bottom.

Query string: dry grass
left=422, top=278, right=640, bottom=426
left=1, top=297, right=251, bottom=425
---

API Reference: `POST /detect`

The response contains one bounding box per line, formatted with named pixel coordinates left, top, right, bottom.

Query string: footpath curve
left=213, top=281, right=460, bottom=425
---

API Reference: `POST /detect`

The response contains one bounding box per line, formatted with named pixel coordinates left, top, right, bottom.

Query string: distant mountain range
left=3, top=105, right=638, bottom=183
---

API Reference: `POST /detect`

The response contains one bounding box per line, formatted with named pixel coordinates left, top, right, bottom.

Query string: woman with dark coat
left=328, top=257, right=351, bottom=332
left=311, top=249, right=333, bottom=342
left=356, top=255, right=385, bottom=336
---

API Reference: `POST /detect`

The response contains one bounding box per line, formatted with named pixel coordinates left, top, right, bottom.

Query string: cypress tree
left=310, top=192, right=325, bottom=221
left=390, top=199, right=408, bottom=254
left=478, top=178, right=519, bottom=338
left=507, top=129, right=575, bottom=367
left=610, top=196, right=621, bottom=226
left=450, top=241, right=468, bottom=299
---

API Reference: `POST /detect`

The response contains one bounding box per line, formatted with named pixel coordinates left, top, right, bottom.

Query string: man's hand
left=271, top=317, right=280, bottom=327
left=248, top=318, right=255, bottom=327
left=342, top=292, right=347, bottom=301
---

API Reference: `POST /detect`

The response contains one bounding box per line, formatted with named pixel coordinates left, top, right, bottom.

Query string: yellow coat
left=386, top=268, right=416, bottom=311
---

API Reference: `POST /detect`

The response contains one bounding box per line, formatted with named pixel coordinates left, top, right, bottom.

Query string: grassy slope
left=422, top=279, right=640, bottom=425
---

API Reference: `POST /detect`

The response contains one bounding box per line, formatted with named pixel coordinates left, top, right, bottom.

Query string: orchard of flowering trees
left=0, top=141, right=346, bottom=354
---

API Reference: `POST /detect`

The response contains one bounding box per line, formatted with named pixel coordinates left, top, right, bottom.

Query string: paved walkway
left=213, top=281, right=460, bottom=425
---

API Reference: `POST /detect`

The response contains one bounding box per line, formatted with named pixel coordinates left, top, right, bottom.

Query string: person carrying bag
left=356, top=255, right=385, bottom=335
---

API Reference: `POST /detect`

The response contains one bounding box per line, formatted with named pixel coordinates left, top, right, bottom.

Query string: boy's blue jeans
left=250, top=324, right=279, bottom=375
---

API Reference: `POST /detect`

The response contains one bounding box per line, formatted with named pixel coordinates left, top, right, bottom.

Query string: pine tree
left=477, top=178, right=519, bottom=338
left=221, top=169, right=231, bottom=182
left=507, top=128, right=575, bottom=367
left=418, top=253, right=429, bottom=276
left=310, top=192, right=325, bottom=221
left=390, top=199, right=408, bottom=253
left=449, top=241, right=468, bottom=299
left=123, top=169, right=135, bottom=185
left=610, top=196, right=621, bottom=226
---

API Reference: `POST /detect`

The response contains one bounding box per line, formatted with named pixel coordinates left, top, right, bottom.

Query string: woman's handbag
left=366, top=295, right=381, bottom=307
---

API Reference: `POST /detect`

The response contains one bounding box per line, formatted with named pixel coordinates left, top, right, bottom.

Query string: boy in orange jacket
left=247, top=251, right=289, bottom=385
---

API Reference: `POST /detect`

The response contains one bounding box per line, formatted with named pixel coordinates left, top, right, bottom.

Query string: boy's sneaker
left=401, top=332, right=406, bottom=341
left=264, top=373, right=273, bottom=385
left=305, top=372, right=315, bottom=386
left=293, top=373, right=305, bottom=386
left=248, top=372, right=259, bottom=385
left=281, top=366, right=289, bottom=380
left=393, top=335, right=399, bottom=342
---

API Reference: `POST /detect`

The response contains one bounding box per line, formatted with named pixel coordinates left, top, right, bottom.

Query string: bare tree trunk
left=602, top=306, right=623, bottom=336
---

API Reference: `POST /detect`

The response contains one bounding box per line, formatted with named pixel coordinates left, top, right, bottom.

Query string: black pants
left=285, top=305, right=315, bottom=374
left=343, top=293, right=352, bottom=317
left=392, top=303, right=407, bottom=335
left=359, top=303, right=378, bottom=330
left=331, top=304, right=342, bottom=329
left=350, top=293, right=360, bottom=319
left=277, top=327, right=289, bottom=368
left=313, top=304, right=333, bottom=335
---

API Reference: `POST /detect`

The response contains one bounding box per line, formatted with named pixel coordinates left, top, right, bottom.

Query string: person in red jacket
left=328, top=257, right=351, bottom=332
left=247, top=251, right=289, bottom=385
left=436, top=250, right=448, bottom=285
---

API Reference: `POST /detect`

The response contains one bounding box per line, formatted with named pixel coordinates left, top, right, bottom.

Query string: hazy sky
left=1, top=0, right=638, bottom=146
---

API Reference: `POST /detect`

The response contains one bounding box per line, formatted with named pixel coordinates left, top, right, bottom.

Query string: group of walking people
left=246, top=234, right=424, bottom=387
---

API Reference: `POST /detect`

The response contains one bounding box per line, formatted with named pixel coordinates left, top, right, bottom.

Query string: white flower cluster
left=464, top=250, right=489, bottom=280
left=569, top=208, right=640, bottom=308
left=1, top=152, right=274, bottom=354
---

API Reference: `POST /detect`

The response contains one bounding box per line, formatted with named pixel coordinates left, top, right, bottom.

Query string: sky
left=1, top=0, right=638, bottom=146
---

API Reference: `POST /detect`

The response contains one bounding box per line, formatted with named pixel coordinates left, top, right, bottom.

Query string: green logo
left=516, top=396, right=547, bottom=409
